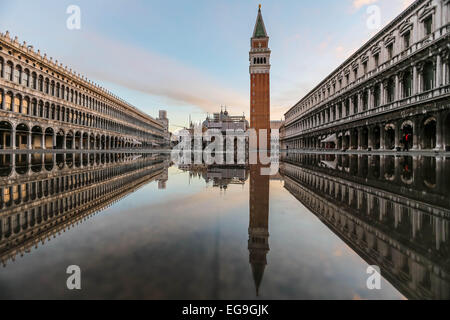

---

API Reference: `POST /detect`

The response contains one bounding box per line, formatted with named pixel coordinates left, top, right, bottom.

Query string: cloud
left=401, top=0, right=415, bottom=9
left=65, top=32, right=248, bottom=115
left=353, top=0, right=379, bottom=9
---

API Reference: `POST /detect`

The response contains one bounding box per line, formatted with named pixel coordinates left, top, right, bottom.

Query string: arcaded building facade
left=0, top=152, right=169, bottom=265
left=283, top=0, right=450, bottom=151
left=0, top=32, right=166, bottom=151
left=281, top=153, right=450, bottom=299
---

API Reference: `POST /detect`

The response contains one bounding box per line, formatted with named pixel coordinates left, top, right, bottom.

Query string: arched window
left=0, top=89, right=3, bottom=109
left=423, top=61, right=434, bottom=91
left=45, top=103, right=50, bottom=119
left=22, top=69, right=29, bottom=87
left=5, top=92, right=12, bottom=111
left=362, top=91, right=368, bottom=110
left=264, top=57, right=266, bottom=64
left=22, top=98, right=29, bottom=115
left=38, top=76, right=44, bottom=91
left=31, top=100, right=37, bottom=116
left=14, top=65, right=21, bottom=83
left=38, top=101, right=44, bottom=117
left=31, top=72, right=37, bottom=89
left=353, top=95, right=358, bottom=113
left=387, top=78, right=395, bottom=103
left=402, top=71, right=412, bottom=98
left=44, top=78, right=49, bottom=94
left=13, top=95, right=21, bottom=113
left=5, top=62, right=13, bottom=81
left=374, top=84, right=381, bottom=107
left=0, top=58, right=3, bottom=78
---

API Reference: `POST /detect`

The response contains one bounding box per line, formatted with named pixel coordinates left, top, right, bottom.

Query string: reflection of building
left=0, top=32, right=166, bottom=151
left=283, top=0, right=450, bottom=152
left=0, top=153, right=168, bottom=265
left=250, top=6, right=271, bottom=133
left=180, top=164, right=248, bottom=190
left=281, top=153, right=450, bottom=299
left=248, top=164, right=270, bottom=296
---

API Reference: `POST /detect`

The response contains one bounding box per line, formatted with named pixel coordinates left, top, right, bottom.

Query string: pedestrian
left=404, top=134, right=410, bottom=151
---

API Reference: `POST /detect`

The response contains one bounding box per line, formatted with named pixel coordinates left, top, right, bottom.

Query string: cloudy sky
left=0, top=0, right=413, bottom=130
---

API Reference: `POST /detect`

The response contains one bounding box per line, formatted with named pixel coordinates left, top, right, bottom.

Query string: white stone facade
left=283, top=0, right=450, bottom=152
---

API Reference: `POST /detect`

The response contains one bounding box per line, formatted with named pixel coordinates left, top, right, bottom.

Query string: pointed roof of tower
left=251, top=263, right=266, bottom=297
left=252, top=5, right=268, bottom=38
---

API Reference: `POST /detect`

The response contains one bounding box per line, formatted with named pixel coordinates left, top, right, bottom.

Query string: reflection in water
left=249, top=164, right=270, bottom=296
left=180, top=163, right=271, bottom=296
left=281, top=153, right=450, bottom=300
left=0, top=152, right=448, bottom=299
left=0, top=152, right=169, bottom=266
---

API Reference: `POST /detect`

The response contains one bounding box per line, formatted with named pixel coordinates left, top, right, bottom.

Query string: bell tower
left=249, top=5, right=271, bottom=132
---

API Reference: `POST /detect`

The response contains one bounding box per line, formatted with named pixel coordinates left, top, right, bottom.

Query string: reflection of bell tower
left=248, top=164, right=270, bottom=296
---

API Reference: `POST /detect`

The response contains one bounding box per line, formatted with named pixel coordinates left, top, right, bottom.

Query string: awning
left=321, top=134, right=337, bottom=143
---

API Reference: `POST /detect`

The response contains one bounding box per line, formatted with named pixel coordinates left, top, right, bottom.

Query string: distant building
left=202, top=108, right=249, bottom=133
left=157, top=110, right=170, bottom=146
left=270, top=120, right=284, bottom=151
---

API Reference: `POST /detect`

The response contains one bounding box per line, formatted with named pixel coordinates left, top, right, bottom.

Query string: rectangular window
left=363, top=61, right=368, bottom=74
left=374, top=86, right=380, bottom=107
left=387, top=44, right=393, bottom=60
left=424, top=16, right=432, bottom=36
left=374, top=54, right=379, bottom=68
left=403, top=31, right=410, bottom=49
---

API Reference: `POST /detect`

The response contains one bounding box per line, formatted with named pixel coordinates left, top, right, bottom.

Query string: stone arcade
left=283, top=0, right=450, bottom=152
left=0, top=32, right=167, bottom=152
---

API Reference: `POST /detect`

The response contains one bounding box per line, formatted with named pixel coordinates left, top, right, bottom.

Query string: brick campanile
left=249, top=5, right=271, bottom=134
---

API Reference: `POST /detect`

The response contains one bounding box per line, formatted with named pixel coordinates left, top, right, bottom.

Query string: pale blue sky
left=0, top=0, right=412, bottom=130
